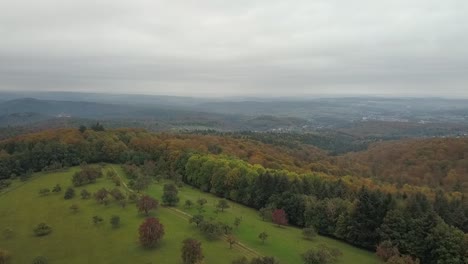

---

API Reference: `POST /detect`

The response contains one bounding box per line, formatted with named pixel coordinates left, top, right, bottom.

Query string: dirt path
left=110, top=165, right=263, bottom=259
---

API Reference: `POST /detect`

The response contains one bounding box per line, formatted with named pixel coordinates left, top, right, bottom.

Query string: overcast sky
left=0, top=0, right=467, bottom=97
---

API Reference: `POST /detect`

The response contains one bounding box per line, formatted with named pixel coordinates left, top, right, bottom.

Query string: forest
left=0, top=127, right=467, bottom=263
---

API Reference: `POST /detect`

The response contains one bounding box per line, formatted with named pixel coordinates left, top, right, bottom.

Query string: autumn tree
left=162, top=183, right=180, bottom=206
left=376, top=240, right=400, bottom=261
left=181, top=238, right=204, bottom=264
left=94, top=188, right=109, bottom=205
left=258, top=232, right=268, bottom=244
left=272, top=209, right=288, bottom=227
left=137, top=195, right=159, bottom=216
left=139, top=217, right=165, bottom=248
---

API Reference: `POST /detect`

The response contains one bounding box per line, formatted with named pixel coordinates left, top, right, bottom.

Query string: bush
left=80, top=189, right=91, bottom=199
left=31, top=256, right=48, bottom=264
left=302, top=227, right=317, bottom=240
left=110, top=215, right=120, bottom=228
left=33, top=223, right=52, bottom=237
left=301, top=245, right=342, bottom=264
left=39, top=188, right=51, bottom=196
left=64, top=187, right=75, bottom=199
left=52, top=184, right=61, bottom=193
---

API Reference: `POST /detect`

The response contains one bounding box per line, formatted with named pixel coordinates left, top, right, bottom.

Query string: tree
left=80, top=189, right=91, bottom=199
left=198, top=220, right=224, bottom=240
left=181, top=238, right=204, bottom=264
left=227, top=235, right=237, bottom=249
left=386, top=255, right=420, bottom=264
left=39, top=188, right=50, bottom=196
left=31, top=256, right=48, bottom=264
left=162, top=183, right=180, bottom=206
left=250, top=256, right=279, bottom=264
left=272, top=209, right=288, bottom=227
left=189, top=214, right=204, bottom=227
left=110, top=215, right=120, bottom=228
left=90, top=122, right=104, bottom=131
left=78, top=125, right=87, bottom=133
left=301, top=245, right=342, bottom=264
left=64, top=187, right=75, bottom=199
left=94, top=188, right=109, bottom=205
left=133, top=175, right=151, bottom=193
left=196, top=198, right=207, bottom=210
left=69, top=204, right=79, bottom=213
left=92, top=216, right=104, bottom=225
left=0, top=249, right=11, bottom=264
left=52, top=184, right=61, bottom=193
left=185, top=199, right=194, bottom=208
left=137, top=195, right=159, bottom=216
left=258, top=232, right=268, bottom=244
left=139, top=217, right=165, bottom=248
left=234, top=217, right=242, bottom=229
left=231, top=257, right=249, bottom=264
left=216, top=199, right=230, bottom=212
left=110, top=188, right=126, bottom=203
left=33, top=223, right=52, bottom=236
left=302, top=227, right=317, bottom=240
left=376, top=240, right=400, bottom=261
left=259, top=207, right=273, bottom=221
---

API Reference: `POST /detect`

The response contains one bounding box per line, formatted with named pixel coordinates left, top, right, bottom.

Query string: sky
left=0, top=0, right=467, bottom=97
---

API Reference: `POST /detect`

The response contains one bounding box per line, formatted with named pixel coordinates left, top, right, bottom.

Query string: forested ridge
left=0, top=128, right=467, bottom=263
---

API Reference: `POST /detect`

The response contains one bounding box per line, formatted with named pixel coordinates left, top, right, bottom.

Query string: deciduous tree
left=137, top=195, right=159, bottom=216
left=139, top=217, right=165, bottom=248
left=181, top=238, right=204, bottom=264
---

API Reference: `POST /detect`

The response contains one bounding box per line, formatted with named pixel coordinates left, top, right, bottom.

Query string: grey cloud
left=0, top=0, right=467, bottom=97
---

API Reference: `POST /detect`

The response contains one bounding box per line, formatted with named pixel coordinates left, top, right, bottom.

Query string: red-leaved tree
left=139, top=217, right=165, bottom=248
left=137, top=195, right=159, bottom=216
left=181, top=238, right=204, bottom=264
left=272, top=209, right=288, bottom=227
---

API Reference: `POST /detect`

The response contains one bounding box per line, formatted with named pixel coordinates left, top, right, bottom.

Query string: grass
left=146, top=177, right=381, bottom=264
left=0, top=165, right=381, bottom=264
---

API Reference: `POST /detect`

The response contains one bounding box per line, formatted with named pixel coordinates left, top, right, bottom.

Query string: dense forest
left=0, top=127, right=467, bottom=263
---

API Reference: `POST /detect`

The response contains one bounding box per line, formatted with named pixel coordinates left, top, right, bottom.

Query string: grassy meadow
left=0, top=165, right=380, bottom=263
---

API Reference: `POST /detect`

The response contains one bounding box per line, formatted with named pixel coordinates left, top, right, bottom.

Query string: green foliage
left=301, top=245, right=342, bottom=264
left=80, top=189, right=91, bottom=199
left=185, top=199, right=194, bottom=208
left=64, top=187, right=75, bottom=199
left=302, top=227, right=317, bottom=240
left=189, top=214, right=204, bottom=227
left=51, top=184, right=61, bottom=193
left=216, top=199, right=230, bottom=212
left=110, top=215, right=120, bottom=228
left=33, top=223, right=52, bottom=237
left=258, top=232, right=268, bottom=244
left=162, top=183, right=180, bottom=206
left=198, top=220, right=224, bottom=240
left=92, top=216, right=104, bottom=225
left=31, top=256, right=48, bottom=264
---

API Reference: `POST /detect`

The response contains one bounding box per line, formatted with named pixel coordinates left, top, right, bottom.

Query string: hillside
left=338, top=138, right=468, bottom=191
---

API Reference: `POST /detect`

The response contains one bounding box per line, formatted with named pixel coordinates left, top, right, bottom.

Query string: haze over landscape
left=1, top=1, right=468, bottom=264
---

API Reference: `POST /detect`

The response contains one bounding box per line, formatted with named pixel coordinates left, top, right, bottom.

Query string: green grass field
left=0, top=165, right=380, bottom=263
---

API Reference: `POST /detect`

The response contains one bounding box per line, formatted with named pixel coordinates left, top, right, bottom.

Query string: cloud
left=0, top=0, right=467, bottom=97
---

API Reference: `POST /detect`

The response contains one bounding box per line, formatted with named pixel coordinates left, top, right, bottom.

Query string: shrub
left=33, top=223, right=52, bottom=237
left=64, top=187, right=75, bottom=199
left=31, top=256, right=48, bottom=264
left=110, top=215, right=120, bottom=228
left=302, top=227, right=317, bottom=240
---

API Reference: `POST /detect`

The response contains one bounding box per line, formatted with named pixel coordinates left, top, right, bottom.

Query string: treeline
left=0, top=128, right=467, bottom=263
